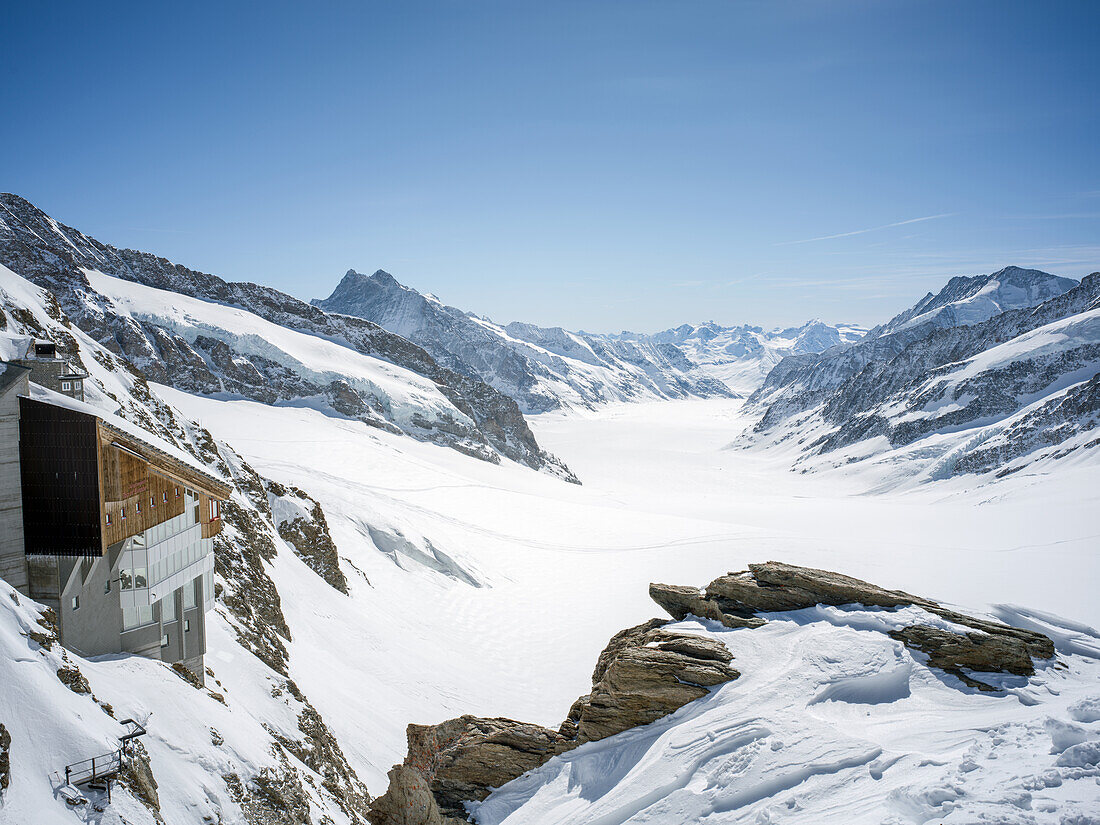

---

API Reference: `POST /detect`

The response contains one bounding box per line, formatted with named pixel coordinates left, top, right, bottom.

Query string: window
left=71, top=596, right=79, bottom=611
left=73, top=380, right=82, bottom=391
left=104, top=579, right=110, bottom=594
left=161, top=594, right=176, bottom=622
left=150, top=496, right=155, bottom=508
left=122, top=605, right=154, bottom=630
left=160, top=634, right=169, bottom=648
left=210, top=500, right=220, bottom=521
left=184, top=619, right=191, bottom=632
left=175, top=486, right=180, bottom=498
left=61, top=381, right=71, bottom=391
left=163, top=491, right=169, bottom=503
left=183, top=581, right=197, bottom=610
left=120, top=569, right=133, bottom=590
left=134, top=567, right=147, bottom=589
left=106, top=511, right=112, bottom=525
left=136, top=501, right=141, bottom=514
left=121, top=507, right=126, bottom=520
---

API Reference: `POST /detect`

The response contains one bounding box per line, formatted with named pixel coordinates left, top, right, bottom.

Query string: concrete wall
left=57, top=555, right=124, bottom=657
left=0, top=376, right=29, bottom=592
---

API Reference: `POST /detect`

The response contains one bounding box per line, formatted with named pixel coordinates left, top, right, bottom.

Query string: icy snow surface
left=153, top=390, right=1099, bottom=817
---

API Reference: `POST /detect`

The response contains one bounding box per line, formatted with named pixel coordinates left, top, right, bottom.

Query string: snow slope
left=473, top=608, right=1100, bottom=824
left=85, top=268, right=464, bottom=430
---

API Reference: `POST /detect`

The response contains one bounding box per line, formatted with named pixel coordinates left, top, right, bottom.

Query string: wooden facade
left=18, top=397, right=231, bottom=557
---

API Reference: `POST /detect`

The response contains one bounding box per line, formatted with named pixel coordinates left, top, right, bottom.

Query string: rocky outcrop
left=270, top=679, right=373, bottom=823
left=119, top=741, right=161, bottom=818
left=56, top=665, right=90, bottom=695
left=369, top=619, right=738, bottom=824
left=370, top=563, right=1057, bottom=823
left=267, top=481, right=348, bottom=594
left=0, top=723, right=10, bottom=793
left=367, top=765, right=457, bottom=825
left=402, top=716, right=574, bottom=820
left=648, top=582, right=765, bottom=629
left=888, top=626, right=1037, bottom=691
left=652, top=562, right=1054, bottom=687
left=563, top=619, right=739, bottom=742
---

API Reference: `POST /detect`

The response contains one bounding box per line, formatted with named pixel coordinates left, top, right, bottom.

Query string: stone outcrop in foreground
left=367, top=621, right=737, bottom=824
left=651, top=561, right=1054, bottom=687
left=369, top=562, right=1055, bottom=824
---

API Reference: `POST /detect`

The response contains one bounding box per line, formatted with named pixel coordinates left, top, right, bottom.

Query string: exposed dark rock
left=745, top=269, right=1100, bottom=475
left=889, top=625, right=1037, bottom=690
left=56, top=665, right=90, bottom=695
left=651, top=561, right=1055, bottom=684
left=649, top=582, right=765, bottom=628
left=567, top=620, right=738, bottom=743
left=25, top=607, right=58, bottom=650
left=954, top=370, right=1100, bottom=475
left=269, top=680, right=372, bottom=823
left=225, top=765, right=313, bottom=825
left=120, top=741, right=161, bottom=819
left=267, top=481, right=348, bottom=594
left=314, top=268, right=734, bottom=415
left=367, top=765, right=461, bottom=825
left=401, top=716, right=574, bottom=820
left=0, top=193, right=575, bottom=479
left=0, top=723, right=10, bottom=792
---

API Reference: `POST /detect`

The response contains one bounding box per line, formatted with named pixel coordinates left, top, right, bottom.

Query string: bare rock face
left=648, top=583, right=765, bottom=628
left=0, top=723, right=10, bottom=792
left=367, top=765, right=459, bottom=825
left=651, top=561, right=1055, bottom=688
left=888, top=625, right=1037, bottom=690
left=397, top=716, right=573, bottom=820
left=565, top=620, right=739, bottom=742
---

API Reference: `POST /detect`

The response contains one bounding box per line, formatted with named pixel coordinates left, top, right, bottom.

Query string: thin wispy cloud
left=774, top=213, right=955, bottom=246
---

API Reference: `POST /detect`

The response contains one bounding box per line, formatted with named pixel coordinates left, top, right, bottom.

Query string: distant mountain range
left=313, top=269, right=864, bottom=410
left=744, top=265, right=1100, bottom=478
left=1, top=192, right=1097, bottom=484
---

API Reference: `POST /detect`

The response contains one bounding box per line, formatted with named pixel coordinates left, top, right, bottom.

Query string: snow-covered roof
left=25, top=383, right=231, bottom=492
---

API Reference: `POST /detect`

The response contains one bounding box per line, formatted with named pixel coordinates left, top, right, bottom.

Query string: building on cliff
left=0, top=359, right=231, bottom=683
left=9, top=337, right=88, bottom=402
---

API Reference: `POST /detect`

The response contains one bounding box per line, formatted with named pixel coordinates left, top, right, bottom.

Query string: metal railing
left=63, top=749, right=122, bottom=787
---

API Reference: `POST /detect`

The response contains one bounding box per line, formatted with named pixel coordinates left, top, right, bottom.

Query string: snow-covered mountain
left=1, top=192, right=1097, bottom=825
left=608, top=319, right=867, bottom=395
left=0, top=194, right=575, bottom=481
left=743, top=266, right=1100, bottom=479
left=314, top=269, right=736, bottom=412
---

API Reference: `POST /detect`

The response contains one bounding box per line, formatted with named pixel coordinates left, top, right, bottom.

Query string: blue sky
left=4, top=1, right=1098, bottom=331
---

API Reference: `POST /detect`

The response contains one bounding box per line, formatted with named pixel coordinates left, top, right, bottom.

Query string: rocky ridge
left=368, top=562, right=1053, bottom=824
left=748, top=267, right=1081, bottom=428
left=744, top=267, right=1100, bottom=476
left=0, top=194, right=575, bottom=480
